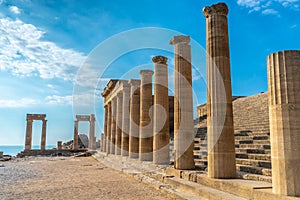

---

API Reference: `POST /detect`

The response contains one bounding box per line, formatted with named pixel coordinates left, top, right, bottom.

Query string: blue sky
left=0, top=0, right=299, bottom=146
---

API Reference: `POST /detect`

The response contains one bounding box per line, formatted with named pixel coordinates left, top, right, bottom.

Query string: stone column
left=139, top=70, right=154, bottom=161
left=121, top=85, right=130, bottom=156
left=153, top=56, right=170, bottom=165
left=106, top=102, right=112, bottom=154
left=57, top=141, right=62, bottom=150
left=89, top=114, right=96, bottom=150
left=129, top=80, right=141, bottom=159
left=73, top=120, right=79, bottom=150
left=170, top=36, right=195, bottom=169
left=267, top=50, right=300, bottom=197
left=25, top=118, right=33, bottom=151
left=203, top=2, right=236, bottom=178
left=110, top=98, right=117, bottom=154
left=41, top=120, right=47, bottom=150
left=115, top=93, right=123, bottom=155
left=103, top=105, right=108, bottom=152
left=100, top=134, right=104, bottom=151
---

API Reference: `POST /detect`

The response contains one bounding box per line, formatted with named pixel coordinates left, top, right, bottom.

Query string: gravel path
left=0, top=157, right=171, bottom=200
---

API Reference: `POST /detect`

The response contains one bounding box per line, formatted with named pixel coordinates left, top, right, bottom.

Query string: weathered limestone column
left=89, top=114, right=96, bottom=150
left=57, top=141, right=62, bottom=150
left=25, top=119, right=33, bottom=150
left=73, top=120, right=79, bottom=150
left=153, top=56, right=170, bottom=165
left=129, top=80, right=141, bottom=159
left=203, top=2, right=236, bottom=178
left=115, top=93, right=123, bottom=155
left=103, top=105, right=108, bottom=152
left=41, top=120, right=47, bottom=150
left=267, top=50, right=300, bottom=197
left=139, top=70, right=154, bottom=161
left=170, top=36, right=195, bottom=169
left=100, top=134, right=104, bottom=151
left=106, top=102, right=112, bottom=154
left=110, top=98, right=117, bottom=154
left=121, top=85, right=130, bottom=156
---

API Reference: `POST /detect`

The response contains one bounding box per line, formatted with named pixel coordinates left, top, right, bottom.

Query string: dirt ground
left=0, top=156, right=171, bottom=200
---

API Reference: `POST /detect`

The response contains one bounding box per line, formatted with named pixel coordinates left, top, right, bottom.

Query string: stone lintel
left=26, top=114, right=46, bottom=121
left=152, top=56, right=168, bottom=64
left=169, top=35, right=190, bottom=45
left=203, top=2, right=228, bottom=18
left=128, top=79, right=141, bottom=86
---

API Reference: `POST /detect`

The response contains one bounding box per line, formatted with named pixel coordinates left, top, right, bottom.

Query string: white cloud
left=0, top=18, right=87, bottom=81
left=262, top=8, right=279, bottom=15
left=45, top=95, right=72, bottom=105
left=0, top=98, right=39, bottom=108
left=9, top=6, right=21, bottom=15
left=290, top=24, right=297, bottom=28
left=237, top=0, right=261, bottom=8
left=237, top=0, right=299, bottom=13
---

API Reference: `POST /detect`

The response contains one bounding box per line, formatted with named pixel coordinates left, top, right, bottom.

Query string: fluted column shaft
left=139, top=70, right=154, bottom=161
left=153, top=56, right=170, bottom=165
left=115, top=93, right=123, bottom=155
left=89, top=114, right=96, bottom=150
left=129, top=80, right=141, bottom=159
left=121, top=86, right=130, bottom=156
left=106, top=102, right=112, bottom=154
left=203, top=2, right=236, bottom=178
left=25, top=119, right=33, bottom=150
left=73, top=120, right=79, bottom=150
left=170, top=36, right=195, bottom=169
left=267, top=50, right=300, bottom=197
left=103, top=105, right=108, bottom=152
left=41, top=120, right=47, bottom=150
left=110, top=98, right=117, bottom=154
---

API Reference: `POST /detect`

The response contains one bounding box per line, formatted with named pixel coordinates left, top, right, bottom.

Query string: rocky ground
left=0, top=156, right=171, bottom=200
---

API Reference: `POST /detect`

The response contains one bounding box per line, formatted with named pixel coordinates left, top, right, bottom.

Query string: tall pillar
left=89, top=114, right=96, bottom=150
left=203, top=2, right=236, bottom=178
left=170, top=36, right=195, bottom=169
left=41, top=120, right=47, bottom=150
left=73, top=120, right=79, bottom=150
left=139, top=70, right=154, bottom=161
left=110, top=98, right=117, bottom=154
left=267, top=50, right=300, bottom=197
left=115, top=93, right=123, bottom=155
left=153, top=56, right=170, bottom=165
left=25, top=118, right=33, bottom=151
left=103, top=105, right=108, bottom=152
left=106, top=102, right=112, bottom=154
left=121, top=85, right=130, bottom=156
left=129, top=80, right=141, bottom=159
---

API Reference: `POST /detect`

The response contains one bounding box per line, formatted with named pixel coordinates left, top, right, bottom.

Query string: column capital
left=152, top=56, right=168, bottom=64
left=203, top=2, right=228, bottom=18
left=128, top=79, right=141, bottom=86
left=140, top=70, right=154, bottom=76
left=169, top=35, right=190, bottom=45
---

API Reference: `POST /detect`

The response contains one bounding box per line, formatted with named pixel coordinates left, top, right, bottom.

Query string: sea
left=0, top=145, right=56, bottom=156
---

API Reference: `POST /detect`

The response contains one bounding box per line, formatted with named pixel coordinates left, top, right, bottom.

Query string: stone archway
left=73, top=114, right=96, bottom=150
left=25, top=114, right=47, bottom=151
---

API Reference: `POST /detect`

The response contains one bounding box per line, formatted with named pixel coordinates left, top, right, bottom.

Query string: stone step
left=235, top=153, right=271, bottom=161
left=235, top=148, right=270, bottom=154
left=163, top=176, right=247, bottom=200
left=237, top=172, right=272, bottom=183
left=194, top=159, right=208, bottom=166
left=238, top=144, right=271, bottom=149
left=236, top=158, right=271, bottom=168
left=236, top=164, right=272, bottom=176
left=234, top=135, right=270, bottom=141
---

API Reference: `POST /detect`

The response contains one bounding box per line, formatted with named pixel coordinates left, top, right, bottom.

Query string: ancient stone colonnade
left=73, top=114, right=96, bottom=150
left=100, top=2, right=300, bottom=197
left=24, top=114, right=47, bottom=151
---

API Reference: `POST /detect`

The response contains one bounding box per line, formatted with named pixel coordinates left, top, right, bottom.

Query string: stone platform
left=17, top=149, right=87, bottom=157
left=93, top=152, right=300, bottom=200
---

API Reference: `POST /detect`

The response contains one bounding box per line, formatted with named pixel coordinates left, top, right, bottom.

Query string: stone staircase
left=194, top=92, right=272, bottom=182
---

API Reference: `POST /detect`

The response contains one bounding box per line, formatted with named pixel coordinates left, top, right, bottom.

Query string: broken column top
left=203, top=2, right=228, bottom=18
left=152, top=56, right=168, bottom=64
left=169, top=35, right=190, bottom=45
left=140, top=70, right=154, bottom=76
